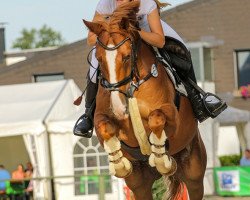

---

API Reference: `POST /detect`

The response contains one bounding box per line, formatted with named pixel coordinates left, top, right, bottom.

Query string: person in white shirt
left=74, top=0, right=227, bottom=138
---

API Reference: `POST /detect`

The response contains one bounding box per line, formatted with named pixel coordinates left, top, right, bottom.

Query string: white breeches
left=88, top=48, right=99, bottom=83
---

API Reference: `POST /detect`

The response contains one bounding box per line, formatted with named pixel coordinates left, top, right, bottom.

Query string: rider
left=73, top=0, right=227, bottom=138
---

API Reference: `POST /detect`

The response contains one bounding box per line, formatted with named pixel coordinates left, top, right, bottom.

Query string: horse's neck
left=137, top=42, right=175, bottom=99
left=137, top=42, right=160, bottom=76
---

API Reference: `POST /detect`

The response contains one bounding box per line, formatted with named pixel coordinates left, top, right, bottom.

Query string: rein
left=97, top=36, right=158, bottom=98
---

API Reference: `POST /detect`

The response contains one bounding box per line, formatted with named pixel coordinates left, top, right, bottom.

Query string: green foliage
left=152, top=177, right=166, bottom=200
left=12, top=25, right=65, bottom=49
left=12, top=28, right=36, bottom=49
left=219, top=154, right=241, bottom=166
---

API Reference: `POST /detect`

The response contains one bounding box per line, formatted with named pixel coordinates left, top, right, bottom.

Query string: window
left=73, top=136, right=112, bottom=196
left=189, top=48, right=201, bottom=81
left=187, top=43, right=213, bottom=82
left=204, top=48, right=213, bottom=81
left=235, top=50, right=250, bottom=87
left=33, top=73, right=64, bottom=82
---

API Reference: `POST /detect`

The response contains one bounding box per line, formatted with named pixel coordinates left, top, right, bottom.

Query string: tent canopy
left=216, top=106, right=250, bottom=124
left=0, top=80, right=84, bottom=137
left=0, top=80, right=85, bottom=199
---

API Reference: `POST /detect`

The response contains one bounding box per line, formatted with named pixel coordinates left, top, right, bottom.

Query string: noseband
left=97, top=36, right=141, bottom=97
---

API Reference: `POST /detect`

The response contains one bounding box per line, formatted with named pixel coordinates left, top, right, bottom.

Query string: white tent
left=0, top=80, right=84, bottom=199
left=0, top=80, right=124, bottom=200
left=200, top=106, right=250, bottom=195
left=216, top=106, right=250, bottom=152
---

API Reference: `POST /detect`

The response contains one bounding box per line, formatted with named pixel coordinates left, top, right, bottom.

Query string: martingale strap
left=127, top=62, right=159, bottom=97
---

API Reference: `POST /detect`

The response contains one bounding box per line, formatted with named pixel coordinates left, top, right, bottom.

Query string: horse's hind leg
left=96, top=118, right=132, bottom=178
left=181, top=132, right=207, bottom=200
left=125, top=162, right=160, bottom=200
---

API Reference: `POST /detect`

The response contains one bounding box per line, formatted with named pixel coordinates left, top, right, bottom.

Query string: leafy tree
left=12, top=25, right=65, bottom=49
left=12, top=28, right=36, bottom=49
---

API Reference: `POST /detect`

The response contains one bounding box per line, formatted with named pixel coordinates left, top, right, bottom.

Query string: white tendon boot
left=149, top=131, right=176, bottom=175
left=104, top=136, right=132, bottom=177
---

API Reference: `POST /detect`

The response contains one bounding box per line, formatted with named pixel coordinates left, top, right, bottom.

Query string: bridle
left=97, top=35, right=140, bottom=97
left=97, top=35, right=158, bottom=98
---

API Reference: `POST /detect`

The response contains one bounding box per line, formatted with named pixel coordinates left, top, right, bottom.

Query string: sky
left=0, top=0, right=191, bottom=51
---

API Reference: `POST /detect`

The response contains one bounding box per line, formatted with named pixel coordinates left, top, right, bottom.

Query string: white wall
left=217, top=126, right=240, bottom=156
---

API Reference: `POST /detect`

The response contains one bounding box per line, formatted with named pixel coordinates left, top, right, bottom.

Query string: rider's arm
left=87, top=12, right=103, bottom=46
left=138, top=8, right=165, bottom=48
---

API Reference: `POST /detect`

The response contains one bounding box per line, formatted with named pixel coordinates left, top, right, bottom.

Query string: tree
left=12, top=25, right=65, bottom=49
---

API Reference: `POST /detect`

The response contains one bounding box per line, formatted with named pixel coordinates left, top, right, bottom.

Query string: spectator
left=24, top=162, right=33, bottom=200
left=12, top=164, right=25, bottom=180
left=0, top=164, right=11, bottom=192
left=25, top=162, right=33, bottom=178
left=240, top=149, right=250, bottom=166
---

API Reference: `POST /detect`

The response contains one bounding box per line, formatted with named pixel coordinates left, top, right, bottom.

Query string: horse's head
left=84, top=1, right=140, bottom=120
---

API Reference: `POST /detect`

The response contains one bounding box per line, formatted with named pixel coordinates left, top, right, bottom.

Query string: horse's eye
left=104, top=16, right=110, bottom=20
left=123, top=55, right=130, bottom=62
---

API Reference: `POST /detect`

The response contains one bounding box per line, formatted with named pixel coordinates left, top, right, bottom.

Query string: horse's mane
left=109, top=1, right=140, bottom=40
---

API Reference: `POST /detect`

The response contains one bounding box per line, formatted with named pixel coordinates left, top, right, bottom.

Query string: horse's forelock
left=109, top=1, right=140, bottom=38
left=111, top=1, right=140, bottom=20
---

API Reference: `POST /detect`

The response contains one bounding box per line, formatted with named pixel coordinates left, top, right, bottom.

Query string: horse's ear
left=83, top=19, right=103, bottom=35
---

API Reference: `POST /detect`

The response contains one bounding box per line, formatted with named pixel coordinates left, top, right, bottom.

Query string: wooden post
left=98, top=175, right=105, bottom=200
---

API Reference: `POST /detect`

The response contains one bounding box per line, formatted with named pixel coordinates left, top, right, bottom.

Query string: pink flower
left=240, top=85, right=250, bottom=98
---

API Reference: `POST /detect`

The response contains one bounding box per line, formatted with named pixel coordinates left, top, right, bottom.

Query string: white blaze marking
left=106, top=45, right=127, bottom=119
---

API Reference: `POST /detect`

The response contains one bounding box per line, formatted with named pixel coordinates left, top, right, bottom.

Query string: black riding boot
left=73, top=80, right=98, bottom=138
left=158, top=36, right=227, bottom=122
left=185, top=66, right=227, bottom=122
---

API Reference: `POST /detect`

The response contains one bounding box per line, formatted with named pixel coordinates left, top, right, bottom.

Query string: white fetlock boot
left=104, top=136, right=132, bottom=178
left=148, top=131, right=177, bottom=175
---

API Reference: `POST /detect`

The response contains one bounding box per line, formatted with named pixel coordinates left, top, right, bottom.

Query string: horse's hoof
left=114, top=161, right=133, bottom=178
left=164, top=157, right=177, bottom=176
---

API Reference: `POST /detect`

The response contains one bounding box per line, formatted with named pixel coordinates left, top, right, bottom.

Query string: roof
left=216, top=106, right=250, bottom=124
left=5, top=46, right=58, bottom=58
left=0, top=39, right=86, bottom=74
left=161, top=0, right=217, bottom=17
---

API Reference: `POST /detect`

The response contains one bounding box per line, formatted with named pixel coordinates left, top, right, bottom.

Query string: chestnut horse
left=84, top=2, right=206, bottom=200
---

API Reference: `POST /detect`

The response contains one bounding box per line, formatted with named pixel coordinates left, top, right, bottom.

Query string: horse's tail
left=163, top=175, right=182, bottom=200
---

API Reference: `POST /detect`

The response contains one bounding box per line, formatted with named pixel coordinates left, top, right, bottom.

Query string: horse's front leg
left=148, top=104, right=178, bottom=175
left=96, top=118, right=132, bottom=178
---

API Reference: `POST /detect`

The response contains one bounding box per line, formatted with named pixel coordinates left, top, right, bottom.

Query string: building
left=1, top=0, right=249, bottom=109
left=161, top=0, right=250, bottom=111
left=0, top=36, right=90, bottom=90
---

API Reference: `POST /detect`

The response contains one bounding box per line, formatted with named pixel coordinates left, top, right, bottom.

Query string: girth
left=120, top=134, right=171, bottom=162
left=120, top=141, right=148, bottom=162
